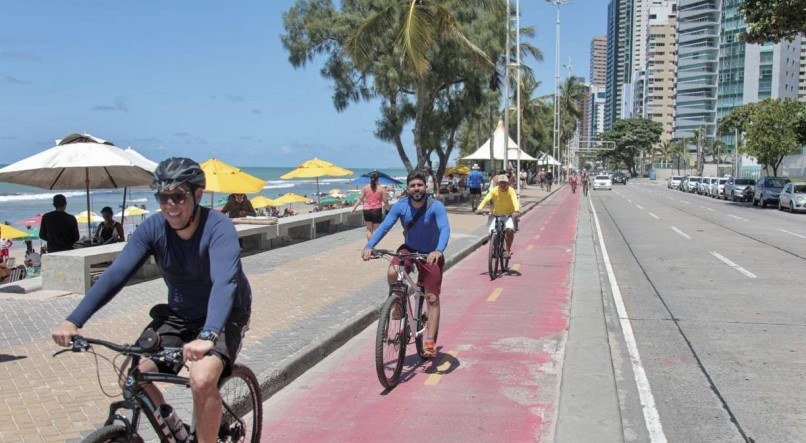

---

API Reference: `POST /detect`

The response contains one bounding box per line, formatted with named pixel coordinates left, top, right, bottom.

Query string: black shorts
left=469, top=187, right=482, bottom=195
left=144, top=304, right=250, bottom=376
left=363, top=208, right=383, bottom=223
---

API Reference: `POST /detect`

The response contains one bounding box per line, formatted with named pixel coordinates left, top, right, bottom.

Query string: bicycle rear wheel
left=375, top=295, right=406, bottom=389
left=488, top=233, right=498, bottom=280
left=218, top=364, right=263, bottom=443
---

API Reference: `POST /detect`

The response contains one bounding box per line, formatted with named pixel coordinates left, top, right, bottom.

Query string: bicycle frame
left=389, top=262, right=426, bottom=343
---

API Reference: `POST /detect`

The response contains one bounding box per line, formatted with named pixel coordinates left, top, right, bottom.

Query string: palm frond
left=397, top=2, right=433, bottom=77
left=434, top=4, right=494, bottom=68
left=346, top=5, right=398, bottom=70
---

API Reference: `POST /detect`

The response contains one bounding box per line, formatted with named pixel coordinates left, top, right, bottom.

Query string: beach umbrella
left=343, top=193, right=359, bottom=204
left=74, top=211, right=104, bottom=224
left=18, top=214, right=43, bottom=228
left=445, top=165, right=471, bottom=176
left=201, top=197, right=229, bottom=208
left=316, top=196, right=341, bottom=206
left=200, top=158, right=266, bottom=209
left=115, top=206, right=150, bottom=217
left=328, top=188, right=342, bottom=196
left=353, top=171, right=402, bottom=186
left=0, top=133, right=157, bottom=237
left=280, top=158, right=353, bottom=201
left=1, top=224, right=32, bottom=240
left=274, top=192, right=310, bottom=205
left=250, top=195, right=279, bottom=209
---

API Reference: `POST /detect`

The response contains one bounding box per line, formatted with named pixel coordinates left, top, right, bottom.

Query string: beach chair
left=8, top=265, right=27, bottom=282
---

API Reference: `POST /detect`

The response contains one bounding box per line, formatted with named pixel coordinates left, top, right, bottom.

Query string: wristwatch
left=198, top=330, right=218, bottom=344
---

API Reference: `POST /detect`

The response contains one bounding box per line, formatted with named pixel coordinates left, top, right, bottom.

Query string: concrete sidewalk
left=0, top=185, right=554, bottom=442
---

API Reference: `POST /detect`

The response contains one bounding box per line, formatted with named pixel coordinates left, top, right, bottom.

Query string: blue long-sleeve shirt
left=67, top=207, right=251, bottom=334
left=365, top=197, right=450, bottom=253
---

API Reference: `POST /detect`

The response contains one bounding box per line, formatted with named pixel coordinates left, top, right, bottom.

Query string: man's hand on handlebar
left=427, top=251, right=443, bottom=265
left=361, top=248, right=374, bottom=261
left=512, top=211, right=520, bottom=219
left=183, top=339, right=214, bottom=362
left=52, top=320, right=79, bottom=348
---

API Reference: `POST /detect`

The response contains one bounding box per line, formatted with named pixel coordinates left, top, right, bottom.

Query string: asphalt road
left=589, top=180, right=806, bottom=442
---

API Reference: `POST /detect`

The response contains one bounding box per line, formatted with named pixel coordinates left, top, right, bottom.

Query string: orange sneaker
left=422, top=340, right=437, bottom=359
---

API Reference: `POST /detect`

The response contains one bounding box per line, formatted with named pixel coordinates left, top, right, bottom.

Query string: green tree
left=670, top=139, right=687, bottom=175
left=281, top=0, right=504, bottom=180
left=740, top=0, right=806, bottom=44
left=599, top=118, right=663, bottom=176
left=653, top=140, right=673, bottom=166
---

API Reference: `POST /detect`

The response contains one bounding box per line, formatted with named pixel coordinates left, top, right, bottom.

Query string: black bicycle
left=54, top=331, right=262, bottom=442
left=488, top=215, right=510, bottom=280
left=369, top=249, right=432, bottom=390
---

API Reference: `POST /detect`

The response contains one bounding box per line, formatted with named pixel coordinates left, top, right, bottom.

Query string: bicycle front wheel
left=82, top=425, right=142, bottom=443
left=218, top=364, right=263, bottom=443
left=414, top=293, right=429, bottom=359
left=376, top=295, right=406, bottom=389
left=488, top=233, right=498, bottom=280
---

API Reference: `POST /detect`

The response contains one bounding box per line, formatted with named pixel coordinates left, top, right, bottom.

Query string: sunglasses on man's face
left=154, top=191, right=191, bottom=205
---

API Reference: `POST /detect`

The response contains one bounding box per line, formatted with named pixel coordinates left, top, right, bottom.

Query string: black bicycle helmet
left=151, top=157, right=206, bottom=192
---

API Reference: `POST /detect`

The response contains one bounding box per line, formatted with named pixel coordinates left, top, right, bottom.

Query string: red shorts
left=391, top=245, right=445, bottom=296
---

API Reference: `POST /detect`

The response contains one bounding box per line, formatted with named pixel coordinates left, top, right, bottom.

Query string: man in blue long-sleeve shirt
left=362, top=170, right=450, bottom=358
left=52, top=158, right=251, bottom=442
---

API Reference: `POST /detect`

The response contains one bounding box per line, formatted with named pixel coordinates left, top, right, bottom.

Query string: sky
left=0, top=1, right=606, bottom=168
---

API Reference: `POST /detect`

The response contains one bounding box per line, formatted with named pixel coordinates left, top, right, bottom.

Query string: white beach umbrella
left=0, top=133, right=157, bottom=236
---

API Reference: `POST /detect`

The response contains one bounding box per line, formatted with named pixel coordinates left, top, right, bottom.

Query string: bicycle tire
left=218, top=364, right=263, bottom=443
left=498, top=232, right=508, bottom=272
left=82, top=424, right=141, bottom=443
left=488, top=232, right=498, bottom=280
left=375, top=295, right=405, bottom=389
left=414, top=293, right=428, bottom=359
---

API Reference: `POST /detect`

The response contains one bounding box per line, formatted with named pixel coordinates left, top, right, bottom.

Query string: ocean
left=0, top=166, right=408, bottom=238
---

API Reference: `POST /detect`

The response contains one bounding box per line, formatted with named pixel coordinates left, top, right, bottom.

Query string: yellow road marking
left=425, top=350, right=459, bottom=386
left=487, top=287, right=503, bottom=302
left=533, top=234, right=540, bottom=240
left=511, top=263, right=521, bottom=271
left=527, top=244, right=534, bottom=251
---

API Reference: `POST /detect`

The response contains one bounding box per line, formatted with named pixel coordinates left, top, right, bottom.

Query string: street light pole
left=516, top=0, right=522, bottom=194
left=546, top=0, right=571, bottom=183
left=503, top=0, right=511, bottom=171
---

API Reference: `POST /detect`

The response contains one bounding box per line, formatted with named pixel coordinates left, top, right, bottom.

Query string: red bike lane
left=261, top=187, right=580, bottom=442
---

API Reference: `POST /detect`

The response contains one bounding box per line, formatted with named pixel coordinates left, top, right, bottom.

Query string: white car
left=684, top=176, right=701, bottom=193
left=668, top=176, right=683, bottom=189
left=593, top=175, right=613, bottom=190
left=698, top=177, right=714, bottom=195
left=709, top=178, right=727, bottom=198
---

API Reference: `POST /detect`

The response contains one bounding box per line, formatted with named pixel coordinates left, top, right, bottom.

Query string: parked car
left=668, top=175, right=683, bottom=189
left=752, top=177, right=791, bottom=207
left=593, top=174, right=613, bottom=190
left=612, top=171, right=629, bottom=184
left=778, top=183, right=806, bottom=213
left=723, top=177, right=756, bottom=202
left=709, top=177, right=728, bottom=198
left=684, top=176, right=701, bottom=193
left=697, top=177, right=714, bottom=195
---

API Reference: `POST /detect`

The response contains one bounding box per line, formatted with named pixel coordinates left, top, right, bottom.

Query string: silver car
left=698, top=177, right=714, bottom=195
left=685, top=176, right=701, bottom=193
left=778, top=182, right=806, bottom=213
left=723, top=177, right=756, bottom=202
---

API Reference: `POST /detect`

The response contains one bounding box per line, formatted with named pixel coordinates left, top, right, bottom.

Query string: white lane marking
left=699, top=205, right=715, bottom=212
left=649, top=212, right=660, bottom=220
left=680, top=200, right=691, bottom=204
left=628, top=199, right=633, bottom=203
left=779, top=229, right=806, bottom=239
left=669, top=197, right=674, bottom=201
left=670, top=226, right=691, bottom=239
left=636, top=204, right=644, bottom=210
left=710, top=251, right=757, bottom=279
left=589, top=199, right=667, bottom=442
left=727, top=214, right=748, bottom=221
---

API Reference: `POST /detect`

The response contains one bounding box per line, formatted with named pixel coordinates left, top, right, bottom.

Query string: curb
left=256, top=184, right=565, bottom=402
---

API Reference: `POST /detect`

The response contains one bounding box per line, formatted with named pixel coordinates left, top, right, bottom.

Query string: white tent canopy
left=462, top=120, right=537, bottom=162
left=536, top=152, right=561, bottom=166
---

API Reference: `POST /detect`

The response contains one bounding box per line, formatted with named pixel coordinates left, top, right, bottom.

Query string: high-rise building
left=588, top=85, right=607, bottom=139
left=717, top=0, right=801, bottom=125
left=674, top=0, right=721, bottom=142
left=590, top=36, right=607, bottom=88
left=605, top=0, right=633, bottom=130
left=798, top=36, right=806, bottom=102
left=642, top=3, right=677, bottom=143
left=579, top=81, right=593, bottom=145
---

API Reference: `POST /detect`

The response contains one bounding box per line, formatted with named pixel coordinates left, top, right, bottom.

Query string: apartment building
left=590, top=36, right=607, bottom=88
left=605, top=0, right=633, bottom=130
left=642, top=3, right=677, bottom=143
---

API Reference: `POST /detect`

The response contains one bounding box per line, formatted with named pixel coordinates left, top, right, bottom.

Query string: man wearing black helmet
left=52, top=157, right=252, bottom=442
left=362, top=170, right=450, bottom=359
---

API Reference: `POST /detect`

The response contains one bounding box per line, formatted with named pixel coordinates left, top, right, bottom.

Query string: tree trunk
left=413, top=79, right=429, bottom=170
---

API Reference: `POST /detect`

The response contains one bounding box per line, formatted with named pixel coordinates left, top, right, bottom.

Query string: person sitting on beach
left=352, top=171, right=391, bottom=241
left=0, top=235, right=11, bottom=263
left=39, top=194, right=80, bottom=253
left=52, top=157, right=251, bottom=443
left=94, top=206, right=125, bottom=245
left=362, top=170, right=450, bottom=359
left=221, top=193, right=257, bottom=219
left=0, top=261, right=9, bottom=283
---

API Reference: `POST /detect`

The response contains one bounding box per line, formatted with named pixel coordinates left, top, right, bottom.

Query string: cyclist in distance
left=581, top=170, right=590, bottom=195
left=569, top=171, right=578, bottom=193
left=476, top=174, right=521, bottom=259
left=362, top=170, right=450, bottom=359
left=52, top=157, right=252, bottom=443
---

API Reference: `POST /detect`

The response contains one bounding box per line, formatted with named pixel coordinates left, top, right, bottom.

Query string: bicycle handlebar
left=370, top=249, right=429, bottom=261
left=53, top=332, right=184, bottom=366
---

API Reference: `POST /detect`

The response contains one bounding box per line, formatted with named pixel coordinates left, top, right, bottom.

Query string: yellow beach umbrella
left=250, top=195, right=279, bottom=209
left=280, top=158, right=353, bottom=201
left=0, top=224, right=32, bottom=240
left=445, top=165, right=471, bottom=176
left=200, top=158, right=266, bottom=194
left=74, top=211, right=104, bottom=224
left=115, top=206, right=150, bottom=217
left=274, top=192, right=310, bottom=205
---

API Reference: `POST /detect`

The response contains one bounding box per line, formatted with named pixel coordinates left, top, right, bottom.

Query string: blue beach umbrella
left=353, top=171, right=402, bottom=186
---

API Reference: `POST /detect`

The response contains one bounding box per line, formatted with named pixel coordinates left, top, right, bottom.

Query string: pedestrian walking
left=466, top=164, right=485, bottom=211
left=352, top=171, right=391, bottom=241
left=546, top=170, right=554, bottom=192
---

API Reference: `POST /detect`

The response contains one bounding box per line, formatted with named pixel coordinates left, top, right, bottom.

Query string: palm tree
left=671, top=139, right=687, bottom=175
left=654, top=141, right=673, bottom=168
